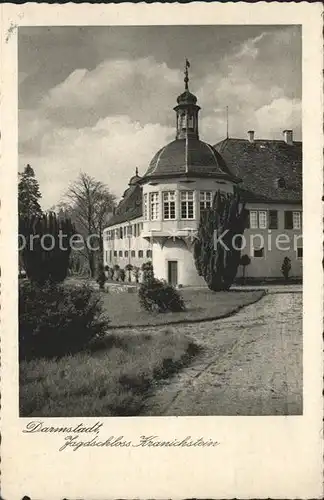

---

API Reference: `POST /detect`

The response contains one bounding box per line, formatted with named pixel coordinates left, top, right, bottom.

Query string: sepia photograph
left=18, top=24, right=303, bottom=418
left=1, top=3, right=323, bottom=499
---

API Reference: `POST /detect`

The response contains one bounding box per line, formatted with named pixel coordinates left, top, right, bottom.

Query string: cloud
left=19, top=115, right=173, bottom=209
left=19, top=26, right=301, bottom=208
left=41, top=57, right=182, bottom=128
left=234, top=32, right=268, bottom=60
left=253, top=97, right=301, bottom=139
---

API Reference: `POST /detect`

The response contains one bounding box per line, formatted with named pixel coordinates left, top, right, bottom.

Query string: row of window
left=143, top=191, right=214, bottom=221
left=252, top=246, right=303, bottom=259
left=106, top=249, right=152, bottom=261
left=105, top=207, right=301, bottom=238
left=249, top=210, right=302, bottom=230
left=105, top=222, right=144, bottom=241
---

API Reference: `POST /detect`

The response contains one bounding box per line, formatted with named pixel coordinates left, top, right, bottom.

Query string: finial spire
left=184, top=58, right=190, bottom=90
left=135, top=167, right=138, bottom=176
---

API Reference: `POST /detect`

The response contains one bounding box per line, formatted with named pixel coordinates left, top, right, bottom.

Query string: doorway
left=167, top=260, right=178, bottom=286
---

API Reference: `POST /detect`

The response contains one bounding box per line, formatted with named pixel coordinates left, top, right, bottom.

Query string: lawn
left=102, top=288, right=265, bottom=327
left=20, top=328, right=200, bottom=417
left=19, top=286, right=265, bottom=417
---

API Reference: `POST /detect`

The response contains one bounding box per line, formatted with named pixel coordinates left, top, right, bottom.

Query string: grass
left=101, top=288, right=266, bottom=327
left=19, top=284, right=266, bottom=417
left=20, top=328, right=200, bottom=417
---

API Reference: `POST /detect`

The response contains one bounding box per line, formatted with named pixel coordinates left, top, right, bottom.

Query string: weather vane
left=184, top=58, right=190, bottom=90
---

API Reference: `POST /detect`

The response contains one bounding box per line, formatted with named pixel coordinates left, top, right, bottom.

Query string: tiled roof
left=106, top=136, right=302, bottom=228
left=144, top=138, right=240, bottom=182
left=214, top=138, right=302, bottom=203
left=106, top=183, right=142, bottom=227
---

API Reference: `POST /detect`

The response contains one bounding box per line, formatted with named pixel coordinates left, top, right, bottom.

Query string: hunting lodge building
left=103, top=68, right=302, bottom=286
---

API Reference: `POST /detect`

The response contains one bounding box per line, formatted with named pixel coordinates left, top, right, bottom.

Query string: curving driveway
left=142, top=292, right=302, bottom=416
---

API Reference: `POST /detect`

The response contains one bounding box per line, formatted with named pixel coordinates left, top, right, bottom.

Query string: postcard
left=1, top=2, right=323, bottom=499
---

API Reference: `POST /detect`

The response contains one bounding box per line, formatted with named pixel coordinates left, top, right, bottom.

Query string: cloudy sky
left=19, top=25, right=301, bottom=209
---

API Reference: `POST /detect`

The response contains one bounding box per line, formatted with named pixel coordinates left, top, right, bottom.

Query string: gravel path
left=141, top=293, right=302, bottom=416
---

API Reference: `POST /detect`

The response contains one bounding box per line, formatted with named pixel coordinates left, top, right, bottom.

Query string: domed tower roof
left=128, top=167, right=141, bottom=185
left=141, top=59, right=240, bottom=183
left=176, top=89, right=198, bottom=105
left=145, top=138, right=236, bottom=180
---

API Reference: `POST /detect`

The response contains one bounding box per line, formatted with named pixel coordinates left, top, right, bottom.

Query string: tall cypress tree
left=194, top=190, right=249, bottom=291
left=18, top=164, right=42, bottom=219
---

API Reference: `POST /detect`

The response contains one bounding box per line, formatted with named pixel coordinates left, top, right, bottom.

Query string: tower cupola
left=174, top=59, right=200, bottom=140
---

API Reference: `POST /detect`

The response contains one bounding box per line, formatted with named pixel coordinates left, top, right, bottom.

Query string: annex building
left=103, top=67, right=302, bottom=286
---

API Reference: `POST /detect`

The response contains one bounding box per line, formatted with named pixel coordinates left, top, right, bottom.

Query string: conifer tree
left=18, top=164, right=42, bottom=219
left=194, top=190, right=249, bottom=291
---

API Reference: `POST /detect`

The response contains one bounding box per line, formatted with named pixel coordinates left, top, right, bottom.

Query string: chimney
left=247, top=130, right=255, bottom=143
left=283, top=129, right=293, bottom=145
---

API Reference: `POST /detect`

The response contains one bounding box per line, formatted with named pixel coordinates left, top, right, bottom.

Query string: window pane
left=150, top=192, right=159, bottom=220
left=259, top=211, right=267, bottom=229
left=181, top=202, right=187, bottom=219
left=170, top=202, right=175, bottom=219
left=131, top=250, right=135, bottom=257
left=164, top=202, right=170, bottom=219
left=250, top=211, right=258, bottom=229
left=188, top=201, right=194, bottom=219
left=163, top=191, right=176, bottom=219
left=143, top=193, right=148, bottom=220
left=138, top=250, right=143, bottom=258
left=180, top=191, right=194, bottom=219
left=293, top=211, right=301, bottom=229
left=297, top=247, right=303, bottom=259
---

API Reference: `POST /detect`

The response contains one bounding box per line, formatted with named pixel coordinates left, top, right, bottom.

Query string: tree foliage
left=281, top=257, right=291, bottom=281
left=240, top=254, right=251, bottom=282
left=19, top=281, right=109, bottom=360
left=194, top=190, right=249, bottom=291
left=61, top=173, right=116, bottom=278
left=18, top=164, right=43, bottom=219
left=19, top=212, right=75, bottom=285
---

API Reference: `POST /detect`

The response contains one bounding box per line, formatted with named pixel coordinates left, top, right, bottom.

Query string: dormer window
left=277, top=177, right=286, bottom=189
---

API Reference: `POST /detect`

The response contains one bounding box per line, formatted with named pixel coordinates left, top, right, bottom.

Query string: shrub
left=240, top=254, right=251, bottom=282
left=96, top=262, right=107, bottom=290
left=113, top=264, right=120, bottom=281
left=119, top=268, right=126, bottom=282
left=132, top=266, right=140, bottom=283
left=19, top=281, right=109, bottom=360
left=125, top=264, right=133, bottom=282
left=138, top=278, right=186, bottom=313
left=281, top=257, right=291, bottom=281
left=141, top=261, right=154, bottom=282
